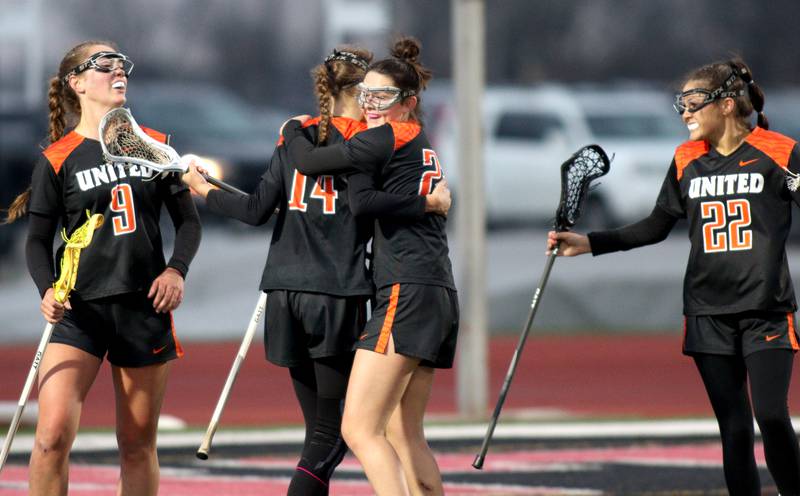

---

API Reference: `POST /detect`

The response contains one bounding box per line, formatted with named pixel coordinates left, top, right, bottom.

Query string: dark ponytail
left=683, top=57, right=768, bottom=130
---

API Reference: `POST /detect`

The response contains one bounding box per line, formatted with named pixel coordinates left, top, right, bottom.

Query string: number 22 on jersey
left=701, top=199, right=752, bottom=253
left=110, top=184, right=136, bottom=235
left=288, top=170, right=338, bottom=214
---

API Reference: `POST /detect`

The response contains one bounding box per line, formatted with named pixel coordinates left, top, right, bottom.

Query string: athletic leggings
left=693, top=349, right=800, bottom=496
left=286, top=353, right=353, bottom=496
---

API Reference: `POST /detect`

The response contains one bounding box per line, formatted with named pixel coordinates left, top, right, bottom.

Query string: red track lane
left=0, top=334, right=798, bottom=427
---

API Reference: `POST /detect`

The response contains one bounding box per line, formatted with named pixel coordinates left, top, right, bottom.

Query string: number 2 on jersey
left=288, top=170, right=338, bottom=214
left=701, top=199, right=752, bottom=253
left=419, top=149, right=443, bottom=195
left=110, top=184, right=136, bottom=235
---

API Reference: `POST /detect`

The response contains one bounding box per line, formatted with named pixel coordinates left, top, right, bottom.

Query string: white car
left=429, top=83, right=687, bottom=228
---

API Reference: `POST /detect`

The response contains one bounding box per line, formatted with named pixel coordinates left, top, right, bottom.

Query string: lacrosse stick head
left=99, top=107, right=187, bottom=174
left=553, top=144, right=611, bottom=231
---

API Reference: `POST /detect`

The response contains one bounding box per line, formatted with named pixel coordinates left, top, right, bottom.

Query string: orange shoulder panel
left=140, top=126, right=168, bottom=144
left=744, top=127, right=797, bottom=169
left=388, top=121, right=422, bottom=151
left=42, top=131, right=85, bottom=174
left=302, top=116, right=322, bottom=129
left=674, top=140, right=709, bottom=181
left=330, top=116, right=367, bottom=140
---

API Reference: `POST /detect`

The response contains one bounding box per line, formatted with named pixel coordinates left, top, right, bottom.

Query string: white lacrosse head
left=99, top=107, right=187, bottom=174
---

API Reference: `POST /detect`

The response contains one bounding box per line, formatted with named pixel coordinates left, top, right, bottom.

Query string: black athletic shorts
left=264, top=290, right=368, bottom=367
left=683, top=310, right=800, bottom=357
left=357, top=283, right=459, bottom=369
left=51, top=291, right=182, bottom=367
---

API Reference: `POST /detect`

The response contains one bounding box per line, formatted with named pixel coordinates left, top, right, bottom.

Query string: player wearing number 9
left=548, top=58, right=800, bottom=495
left=281, top=36, right=457, bottom=496
left=3, top=40, right=201, bottom=495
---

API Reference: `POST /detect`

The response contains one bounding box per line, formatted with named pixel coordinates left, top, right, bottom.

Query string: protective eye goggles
left=63, top=51, right=134, bottom=83
left=673, top=70, right=745, bottom=114
left=357, top=83, right=415, bottom=111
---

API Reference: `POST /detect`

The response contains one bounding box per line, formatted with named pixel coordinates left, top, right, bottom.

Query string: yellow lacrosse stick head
left=53, top=211, right=104, bottom=303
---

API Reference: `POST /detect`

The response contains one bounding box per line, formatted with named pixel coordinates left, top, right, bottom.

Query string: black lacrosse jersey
left=28, top=129, right=187, bottom=300
left=206, top=116, right=374, bottom=296
left=343, top=122, right=456, bottom=290
left=657, top=126, right=800, bottom=315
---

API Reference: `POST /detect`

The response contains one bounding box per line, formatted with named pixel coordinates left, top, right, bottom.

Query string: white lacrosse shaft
left=196, top=292, right=268, bottom=460
left=0, top=322, right=56, bottom=473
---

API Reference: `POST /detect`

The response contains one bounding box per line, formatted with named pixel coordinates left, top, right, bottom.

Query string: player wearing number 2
left=548, top=58, right=800, bottom=496
left=183, top=47, right=378, bottom=495
left=281, top=36, right=457, bottom=496
left=3, top=41, right=201, bottom=495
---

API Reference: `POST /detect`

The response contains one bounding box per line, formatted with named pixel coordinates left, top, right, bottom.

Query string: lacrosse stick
left=472, top=144, right=610, bottom=470
left=99, top=107, right=246, bottom=195
left=197, top=291, right=268, bottom=460
left=0, top=211, right=104, bottom=473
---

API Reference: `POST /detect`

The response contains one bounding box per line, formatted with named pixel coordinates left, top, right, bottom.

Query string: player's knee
left=116, top=428, right=157, bottom=460
left=32, top=427, right=72, bottom=459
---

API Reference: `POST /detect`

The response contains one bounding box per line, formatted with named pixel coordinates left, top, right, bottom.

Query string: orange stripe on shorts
left=169, top=312, right=184, bottom=358
left=375, top=284, right=400, bottom=354
left=788, top=313, right=799, bottom=351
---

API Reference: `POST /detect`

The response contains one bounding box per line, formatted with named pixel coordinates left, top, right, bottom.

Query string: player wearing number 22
left=4, top=40, right=201, bottom=495
left=549, top=58, right=800, bottom=496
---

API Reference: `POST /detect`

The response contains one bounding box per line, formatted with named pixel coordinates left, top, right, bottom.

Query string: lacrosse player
left=281, top=36, right=457, bottom=496
left=183, top=47, right=376, bottom=495
left=2, top=41, right=201, bottom=495
left=549, top=58, right=800, bottom=496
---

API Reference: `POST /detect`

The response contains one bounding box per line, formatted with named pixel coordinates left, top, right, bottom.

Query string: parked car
left=430, top=83, right=686, bottom=228
left=125, top=81, right=288, bottom=195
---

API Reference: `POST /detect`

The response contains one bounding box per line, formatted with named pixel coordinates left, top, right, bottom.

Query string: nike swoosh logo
left=359, top=333, right=369, bottom=341
left=739, top=158, right=759, bottom=167
left=765, top=334, right=782, bottom=342
left=152, top=344, right=169, bottom=354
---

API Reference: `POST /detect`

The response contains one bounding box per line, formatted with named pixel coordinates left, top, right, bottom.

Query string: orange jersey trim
left=140, top=126, right=168, bottom=144
left=788, top=313, right=799, bottom=351
left=43, top=131, right=85, bottom=174
left=169, top=312, right=184, bottom=358
left=375, top=283, right=401, bottom=354
left=674, top=140, right=709, bottom=181
left=330, top=116, right=367, bottom=140
left=744, top=127, right=796, bottom=170
left=388, top=121, right=422, bottom=151
left=275, top=116, right=323, bottom=147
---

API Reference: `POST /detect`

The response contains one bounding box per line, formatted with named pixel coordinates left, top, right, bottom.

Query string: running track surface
left=1, top=334, right=799, bottom=427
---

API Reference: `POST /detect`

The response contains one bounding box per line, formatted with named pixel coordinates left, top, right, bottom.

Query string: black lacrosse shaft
left=201, top=173, right=247, bottom=196
left=472, top=242, right=560, bottom=470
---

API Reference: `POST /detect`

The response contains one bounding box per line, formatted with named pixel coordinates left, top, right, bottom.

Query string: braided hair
left=311, top=46, right=372, bottom=143
left=3, top=40, right=118, bottom=224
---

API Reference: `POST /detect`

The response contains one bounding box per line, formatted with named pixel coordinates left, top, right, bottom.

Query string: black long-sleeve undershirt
left=206, top=176, right=281, bottom=226
left=25, top=190, right=202, bottom=298
left=163, top=189, right=202, bottom=277
left=588, top=204, right=678, bottom=255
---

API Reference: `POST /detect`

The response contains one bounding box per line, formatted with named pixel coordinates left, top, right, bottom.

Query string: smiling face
left=679, top=79, right=727, bottom=142
left=359, top=71, right=417, bottom=128
left=67, top=44, right=129, bottom=111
